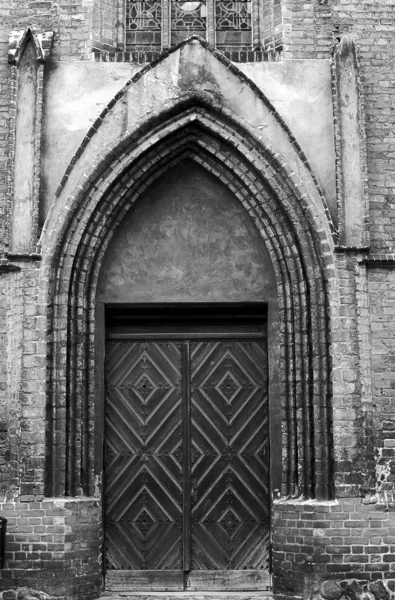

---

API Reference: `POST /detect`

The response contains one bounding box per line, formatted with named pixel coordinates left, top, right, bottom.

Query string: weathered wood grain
left=105, top=570, right=184, bottom=591
left=188, top=570, right=271, bottom=591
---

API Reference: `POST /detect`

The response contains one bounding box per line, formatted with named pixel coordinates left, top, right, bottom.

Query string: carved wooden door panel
left=104, top=341, right=184, bottom=589
left=189, top=341, right=270, bottom=590
left=104, top=337, right=270, bottom=591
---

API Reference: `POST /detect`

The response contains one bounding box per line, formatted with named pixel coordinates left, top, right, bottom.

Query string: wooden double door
left=104, top=330, right=270, bottom=591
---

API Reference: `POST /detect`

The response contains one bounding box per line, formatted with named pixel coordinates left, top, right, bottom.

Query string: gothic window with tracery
left=126, top=0, right=162, bottom=47
left=171, top=0, right=207, bottom=46
left=215, top=0, right=252, bottom=47
left=125, top=0, right=255, bottom=51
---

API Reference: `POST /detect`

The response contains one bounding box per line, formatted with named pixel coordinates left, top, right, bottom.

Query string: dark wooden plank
left=104, top=341, right=183, bottom=571
left=105, top=303, right=268, bottom=329
left=190, top=341, right=270, bottom=573
left=107, top=332, right=266, bottom=340
left=182, top=341, right=191, bottom=571
left=187, top=570, right=271, bottom=591
left=105, top=570, right=184, bottom=591
left=104, top=331, right=270, bottom=592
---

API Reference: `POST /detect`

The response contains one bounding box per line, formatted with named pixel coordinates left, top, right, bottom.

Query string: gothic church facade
left=0, top=1, right=395, bottom=599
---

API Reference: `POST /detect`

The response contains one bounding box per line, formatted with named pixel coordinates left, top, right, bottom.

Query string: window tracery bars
left=171, top=0, right=207, bottom=45
left=215, top=0, right=252, bottom=48
left=124, top=0, right=257, bottom=49
left=125, top=0, right=162, bottom=47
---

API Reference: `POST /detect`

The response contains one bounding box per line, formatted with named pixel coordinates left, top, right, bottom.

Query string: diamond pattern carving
left=216, top=371, right=241, bottom=403
left=104, top=338, right=270, bottom=578
left=191, top=441, right=204, bottom=466
left=171, top=442, right=183, bottom=465
left=133, top=372, right=157, bottom=403
left=219, top=508, right=241, bottom=537
left=191, top=341, right=269, bottom=570
left=135, top=508, right=155, bottom=536
left=105, top=341, right=183, bottom=571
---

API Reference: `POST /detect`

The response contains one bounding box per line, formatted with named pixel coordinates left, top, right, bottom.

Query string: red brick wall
left=0, top=499, right=102, bottom=600
left=92, top=0, right=117, bottom=51
left=280, top=1, right=395, bottom=253
left=369, top=269, right=395, bottom=493
left=272, top=498, right=395, bottom=596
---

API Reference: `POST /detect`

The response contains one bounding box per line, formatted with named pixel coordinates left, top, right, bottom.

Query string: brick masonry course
left=1, top=1, right=395, bottom=600
left=0, top=499, right=101, bottom=600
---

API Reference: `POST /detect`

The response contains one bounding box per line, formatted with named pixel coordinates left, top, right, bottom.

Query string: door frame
left=95, top=302, right=280, bottom=590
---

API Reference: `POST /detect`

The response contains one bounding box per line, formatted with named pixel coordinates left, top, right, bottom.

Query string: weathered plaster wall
left=40, top=61, right=141, bottom=220
left=40, top=57, right=336, bottom=221
left=97, top=160, right=276, bottom=303
left=238, top=60, right=336, bottom=218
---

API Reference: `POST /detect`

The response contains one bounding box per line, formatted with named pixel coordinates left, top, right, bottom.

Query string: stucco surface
left=40, top=61, right=141, bottom=220
left=239, top=60, right=336, bottom=218
left=40, top=50, right=335, bottom=222
left=97, top=160, right=276, bottom=303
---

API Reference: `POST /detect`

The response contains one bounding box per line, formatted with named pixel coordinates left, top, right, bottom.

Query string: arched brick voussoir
left=40, top=105, right=336, bottom=286
left=64, top=131, right=330, bottom=498
left=43, top=119, right=334, bottom=499
left=40, top=39, right=336, bottom=258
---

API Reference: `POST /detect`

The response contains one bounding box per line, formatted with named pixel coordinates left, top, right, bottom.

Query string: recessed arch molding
left=42, top=103, right=334, bottom=501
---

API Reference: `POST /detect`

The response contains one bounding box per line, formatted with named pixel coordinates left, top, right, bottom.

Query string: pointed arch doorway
left=96, top=160, right=278, bottom=591
left=44, top=90, right=333, bottom=596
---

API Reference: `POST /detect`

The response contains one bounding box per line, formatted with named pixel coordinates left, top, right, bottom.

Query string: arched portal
left=42, top=102, right=334, bottom=590
left=44, top=106, right=333, bottom=497
left=97, top=159, right=278, bottom=587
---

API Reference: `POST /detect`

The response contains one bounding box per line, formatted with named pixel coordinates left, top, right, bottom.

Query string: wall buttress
left=6, top=29, right=53, bottom=256
left=333, top=35, right=369, bottom=248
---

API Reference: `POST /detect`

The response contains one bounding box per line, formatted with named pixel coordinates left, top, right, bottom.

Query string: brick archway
left=43, top=104, right=334, bottom=502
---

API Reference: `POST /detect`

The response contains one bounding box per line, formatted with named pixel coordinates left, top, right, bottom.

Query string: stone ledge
left=361, top=254, right=395, bottom=268
left=273, top=498, right=338, bottom=507
left=99, top=594, right=273, bottom=600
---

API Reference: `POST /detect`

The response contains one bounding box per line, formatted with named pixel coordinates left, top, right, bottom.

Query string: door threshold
left=101, top=593, right=273, bottom=599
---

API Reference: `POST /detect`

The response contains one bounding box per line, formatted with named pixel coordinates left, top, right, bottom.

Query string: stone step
left=100, top=593, right=273, bottom=600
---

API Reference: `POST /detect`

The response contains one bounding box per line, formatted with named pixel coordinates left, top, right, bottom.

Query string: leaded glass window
left=171, top=0, right=207, bottom=45
left=124, top=0, right=256, bottom=51
left=215, top=0, right=252, bottom=47
left=126, top=0, right=162, bottom=47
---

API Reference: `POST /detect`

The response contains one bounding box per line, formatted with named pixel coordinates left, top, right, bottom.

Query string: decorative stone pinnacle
left=8, top=28, right=54, bottom=65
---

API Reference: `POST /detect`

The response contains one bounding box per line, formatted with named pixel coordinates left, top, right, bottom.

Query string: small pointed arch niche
left=7, top=28, right=53, bottom=254
left=12, top=34, right=39, bottom=252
